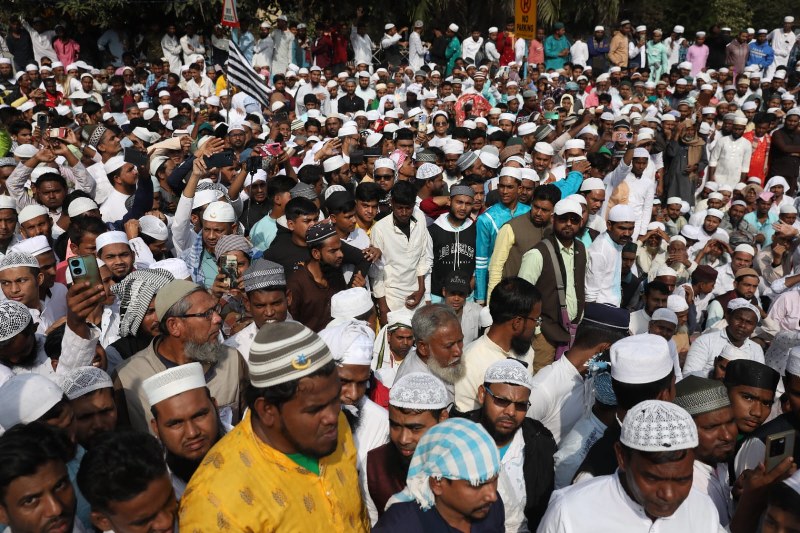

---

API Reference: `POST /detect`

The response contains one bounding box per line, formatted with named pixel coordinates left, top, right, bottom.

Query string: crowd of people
left=1, top=10, right=800, bottom=533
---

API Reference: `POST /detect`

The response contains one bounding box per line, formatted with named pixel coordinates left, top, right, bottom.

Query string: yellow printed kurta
left=179, top=411, right=369, bottom=532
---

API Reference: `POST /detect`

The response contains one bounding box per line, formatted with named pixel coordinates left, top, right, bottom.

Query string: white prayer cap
left=727, top=298, right=760, bottom=320
left=103, top=155, right=125, bottom=175
left=667, top=294, right=689, bottom=313
left=140, top=215, right=169, bottom=241
left=11, top=235, right=51, bottom=257
left=578, top=125, right=598, bottom=137
left=443, top=140, right=464, bottom=155
left=534, top=142, right=554, bottom=156
left=780, top=204, right=798, bottom=215
left=13, top=144, right=38, bottom=159
left=0, top=252, right=38, bottom=272
left=666, top=196, right=682, bottom=205
left=374, top=158, right=396, bottom=171
left=553, top=199, right=582, bottom=217
left=655, top=265, right=678, bottom=278
left=785, top=346, right=800, bottom=377
left=567, top=194, right=586, bottom=206
left=647, top=221, right=666, bottom=232
left=499, top=167, right=522, bottom=181
left=608, top=204, right=635, bottom=222
left=706, top=208, right=724, bottom=220
left=660, top=114, right=676, bottom=122
left=151, top=258, right=192, bottom=280
left=620, top=400, right=698, bottom=452
left=30, top=166, right=55, bottom=183
left=390, top=372, right=450, bottom=410
left=60, top=366, right=113, bottom=400
left=696, top=31, right=706, bottom=37
left=448, top=23, right=459, bottom=33
left=484, top=359, right=532, bottom=390
left=669, top=235, right=686, bottom=246
left=701, top=107, right=716, bottom=115
left=67, top=197, right=99, bottom=218
left=385, top=23, right=395, bottom=30
left=611, top=334, right=673, bottom=384
left=319, top=320, right=374, bottom=366
left=580, top=177, right=604, bottom=192
left=757, top=29, right=768, bottom=34
left=142, top=362, right=207, bottom=407
left=488, top=26, right=498, bottom=33
left=632, top=147, right=650, bottom=159
left=330, top=288, right=373, bottom=320
left=785, top=16, right=795, bottom=23
left=594, top=25, right=604, bottom=32
left=0, top=374, right=64, bottom=430
left=95, top=231, right=129, bottom=251
left=322, top=155, right=347, bottom=173
left=478, top=150, right=500, bottom=169
left=564, top=139, right=585, bottom=151
left=733, top=116, right=748, bottom=126
left=517, top=123, right=536, bottom=136
left=734, top=244, right=755, bottom=256
left=0, top=195, right=16, bottom=212
left=678, top=61, right=692, bottom=70
left=202, top=201, right=236, bottom=223
left=520, top=168, right=538, bottom=182
left=17, top=204, right=48, bottom=224
left=651, top=308, right=678, bottom=326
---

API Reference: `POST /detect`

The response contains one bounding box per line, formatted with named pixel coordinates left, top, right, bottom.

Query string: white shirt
left=692, top=461, right=732, bottom=527
left=585, top=232, right=624, bottom=306
left=456, top=332, right=534, bottom=413
left=570, top=40, right=589, bottom=67
left=683, top=328, right=764, bottom=376
left=462, top=37, right=484, bottom=61
left=224, top=322, right=258, bottom=361
left=270, top=29, right=294, bottom=73
left=709, top=136, right=752, bottom=187
left=497, top=430, right=528, bottom=533
left=350, top=27, right=375, bottom=67
left=370, top=215, right=432, bottom=312
left=538, top=473, right=723, bottom=533
left=629, top=309, right=651, bottom=335
left=527, top=357, right=586, bottom=445
left=179, top=34, right=205, bottom=62
left=161, top=34, right=183, bottom=73
left=459, top=301, right=483, bottom=345
left=252, top=36, right=274, bottom=68
left=553, top=411, right=607, bottom=489
left=408, top=32, right=426, bottom=71
left=768, top=28, right=799, bottom=61
left=352, top=397, right=389, bottom=472
left=186, top=77, right=215, bottom=101
left=99, top=188, right=131, bottom=223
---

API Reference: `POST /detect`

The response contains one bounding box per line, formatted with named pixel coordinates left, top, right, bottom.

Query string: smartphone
left=205, top=150, right=235, bottom=169
left=612, top=131, right=634, bottom=143
left=218, top=254, right=239, bottom=289
left=124, top=147, right=148, bottom=168
left=36, top=114, right=48, bottom=133
left=765, top=430, right=796, bottom=472
left=68, top=255, right=102, bottom=287
left=566, top=156, right=587, bottom=169
left=417, top=114, right=427, bottom=127
left=49, top=127, right=69, bottom=140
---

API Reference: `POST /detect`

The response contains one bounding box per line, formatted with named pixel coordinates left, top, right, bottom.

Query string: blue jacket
left=747, top=41, right=774, bottom=69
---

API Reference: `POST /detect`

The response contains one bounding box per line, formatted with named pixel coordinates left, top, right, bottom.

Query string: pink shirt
left=686, top=44, right=709, bottom=77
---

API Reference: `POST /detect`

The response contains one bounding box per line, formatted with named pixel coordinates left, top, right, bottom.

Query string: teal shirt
left=544, top=35, right=570, bottom=70
left=201, top=250, right=218, bottom=289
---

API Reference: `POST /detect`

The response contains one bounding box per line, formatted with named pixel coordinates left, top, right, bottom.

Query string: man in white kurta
left=708, top=118, right=752, bottom=188
left=585, top=205, right=637, bottom=307
left=538, top=400, right=722, bottom=533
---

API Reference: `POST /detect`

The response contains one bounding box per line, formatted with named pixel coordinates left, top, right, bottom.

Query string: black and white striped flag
left=225, top=40, right=272, bottom=110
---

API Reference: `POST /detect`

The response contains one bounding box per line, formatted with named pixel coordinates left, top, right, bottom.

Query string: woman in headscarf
left=663, top=119, right=708, bottom=205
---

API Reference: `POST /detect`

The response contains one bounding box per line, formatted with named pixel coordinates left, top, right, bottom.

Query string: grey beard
left=185, top=341, right=224, bottom=364
left=427, top=356, right=466, bottom=384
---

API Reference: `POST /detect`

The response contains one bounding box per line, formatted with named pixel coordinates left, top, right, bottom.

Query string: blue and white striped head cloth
left=391, top=418, right=500, bottom=510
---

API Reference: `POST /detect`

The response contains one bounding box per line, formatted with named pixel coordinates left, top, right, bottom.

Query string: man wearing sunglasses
left=115, top=279, right=246, bottom=433
left=519, top=197, right=588, bottom=371
left=466, top=359, right=557, bottom=532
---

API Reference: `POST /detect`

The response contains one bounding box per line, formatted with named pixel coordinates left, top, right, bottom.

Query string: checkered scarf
left=112, top=268, right=175, bottom=337
left=388, top=418, right=500, bottom=511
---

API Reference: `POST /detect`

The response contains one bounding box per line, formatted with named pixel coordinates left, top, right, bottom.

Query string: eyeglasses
left=177, top=305, right=221, bottom=319
left=374, top=174, right=394, bottom=181
left=520, top=314, right=543, bottom=327
left=484, top=386, right=531, bottom=412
